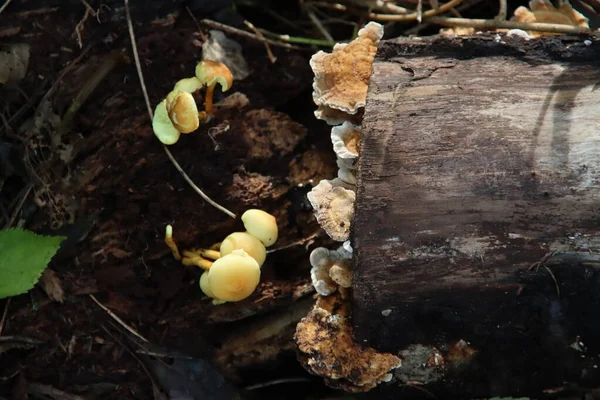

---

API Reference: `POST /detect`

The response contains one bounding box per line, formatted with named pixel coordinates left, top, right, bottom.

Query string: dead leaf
left=202, top=30, right=250, bottom=80
left=0, top=43, right=30, bottom=85
left=39, top=269, right=65, bottom=303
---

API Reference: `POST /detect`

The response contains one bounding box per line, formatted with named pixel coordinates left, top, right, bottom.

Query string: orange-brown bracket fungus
left=195, top=60, right=234, bottom=116
left=310, top=21, right=383, bottom=124
left=310, top=245, right=353, bottom=296
left=511, top=0, right=588, bottom=37
left=295, top=292, right=402, bottom=392
left=307, top=179, right=355, bottom=242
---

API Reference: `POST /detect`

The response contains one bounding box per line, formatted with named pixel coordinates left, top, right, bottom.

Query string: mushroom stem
left=182, top=255, right=213, bottom=270
left=204, top=82, right=216, bottom=115
left=198, top=249, right=221, bottom=260
left=165, top=225, right=181, bottom=261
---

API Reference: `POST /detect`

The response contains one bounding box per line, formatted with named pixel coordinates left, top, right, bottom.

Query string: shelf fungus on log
left=307, top=179, right=356, bottom=242
left=294, top=290, right=402, bottom=393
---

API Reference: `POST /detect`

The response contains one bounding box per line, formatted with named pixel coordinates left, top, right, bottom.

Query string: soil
left=0, top=2, right=340, bottom=399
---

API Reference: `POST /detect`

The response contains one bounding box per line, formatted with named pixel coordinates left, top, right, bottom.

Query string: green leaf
left=0, top=228, right=66, bottom=299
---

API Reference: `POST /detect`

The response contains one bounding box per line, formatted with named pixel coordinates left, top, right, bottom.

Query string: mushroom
left=220, top=231, right=267, bottom=267
left=294, top=291, right=402, bottom=392
left=241, top=209, right=278, bottom=247
left=152, top=90, right=200, bottom=145
left=337, top=167, right=356, bottom=186
left=310, top=245, right=353, bottom=296
left=310, top=22, right=383, bottom=124
left=195, top=60, right=234, bottom=116
left=207, top=249, right=261, bottom=303
left=331, top=121, right=361, bottom=160
left=511, top=0, right=588, bottom=37
left=307, top=179, right=356, bottom=241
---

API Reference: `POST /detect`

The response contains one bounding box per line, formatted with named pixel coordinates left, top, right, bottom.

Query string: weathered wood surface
left=353, top=35, right=600, bottom=397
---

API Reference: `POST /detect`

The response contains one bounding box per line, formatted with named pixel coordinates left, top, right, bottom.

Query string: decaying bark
left=352, top=35, right=600, bottom=398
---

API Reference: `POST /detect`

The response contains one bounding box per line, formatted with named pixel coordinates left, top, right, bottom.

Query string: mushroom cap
left=208, top=249, right=261, bottom=302
left=220, top=231, right=267, bottom=267
left=336, top=157, right=357, bottom=171
left=174, top=77, right=204, bottom=93
left=310, top=22, right=383, bottom=117
left=241, top=209, right=278, bottom=247
left=200, top=271, right=217, bottom=299
left=165, top=91, right=200, bottom=134
left=307, top=179, right=356, bottom=241
left=337, top=167, right=356, bottom=185
left=331, top=121, right=361, bottom=160
left=195, top=60, right=234, bottom=91
left=309, top=245, right=353, bottom=296
left=152, top=99, right=181, bottom=145
left=294, top=292, right=402, bottom=392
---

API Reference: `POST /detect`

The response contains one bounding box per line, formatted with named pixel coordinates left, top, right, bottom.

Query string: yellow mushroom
left=207, top=249, right=260, bottom=303
left=200, top=271, right=216, bottom=298
left=195, top=60, right=233, bottom=116
left=152, top=90, right=200, bottom=144
left=241, top=209, right=278, bottom=247
left=164, top=225, right=181, bottom=260
left=220, top=232, right=267, bottom=267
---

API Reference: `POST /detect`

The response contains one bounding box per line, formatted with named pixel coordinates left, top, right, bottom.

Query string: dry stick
left=244, top=20, right=277, bottom=63
left=368, top=0, right=463, bottom=21
left=199, top=18, right=306, bottom=50
left=0, top=0, right=13, bottom=15
left=3, top=183, right=33, bottom=229
left=123, top=0, right=237, bottom=219
left=89, top=294, right=149, bottom=343
left=0, top=298, right=10, bottom=336
left=427, top=16, right=592, bottom=34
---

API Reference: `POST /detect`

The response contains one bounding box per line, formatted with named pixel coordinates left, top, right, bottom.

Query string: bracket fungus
left=331, top=121, right=361, bottom=160
left=511, top=0, right=588, bottom=37
left=295, top=292, right=402, bottom=392
left=310, top=245, right=353, bottom=296
left=310, top=22, right=383, bottom=124
left=307, top=179, right=355, bottom=242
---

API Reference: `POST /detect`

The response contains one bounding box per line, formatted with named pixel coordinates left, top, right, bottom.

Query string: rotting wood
left=352, top=35, right=600, bottom=398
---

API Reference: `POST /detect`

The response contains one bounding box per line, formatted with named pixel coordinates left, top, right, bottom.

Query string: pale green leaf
left=0, top=228, right=65, bottom=299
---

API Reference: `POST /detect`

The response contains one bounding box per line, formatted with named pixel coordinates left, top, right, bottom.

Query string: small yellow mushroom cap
left=220, top=232, right=267, bottom=267
left=174, top=77, right=203, bottom=93
left=241, top=209, right=278, bottom=247
left=200, top=271, right=217, bottom=299
left=152, top=99, right=180, bottom=145
left=195, top=60, right=234, bottom=91
left=207, top=249, right=261, bottom=302
left=166, top=91, right=200, bottom=134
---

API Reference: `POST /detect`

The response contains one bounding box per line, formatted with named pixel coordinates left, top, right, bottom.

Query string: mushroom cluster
left=307, top=22, right=383, bottom=244
left=165, top=209, right=278, bottom=305
left=152, top=60, right=234, bottom=145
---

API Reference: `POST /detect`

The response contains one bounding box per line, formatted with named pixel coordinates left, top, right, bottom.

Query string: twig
left=3, top=183, right=33, bottom=229
left=0, top=298, right=10, bottom=336
left=245, top=377, right=311, bottom=391
left=304, top=5, right=335, bottom=42
left=267, top=232, right=320, bottom=254
left=427, top=16, right=592, bottom=34
left=28, top=383, right=85, bottom=400
left=497, top=0, right=507, bottom=20
left=258, top=29, right=334, bottom=47
left=0, top=0, right=13, bottom=15
left=89, top=294, right=149, bottom=343
left=199, top=18, right=306, bottom=50
left=123, top=0, right=237, bottom=219
left=244, top=20, right=277, bottom=63
left=368, top=0, right=463, bottom=21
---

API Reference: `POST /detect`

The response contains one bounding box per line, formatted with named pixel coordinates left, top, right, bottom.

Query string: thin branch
left=89, top=294, right=149, bottom=343
left=123, top=0, right=237, bottom=219
left=244, top=20, right=277, bottom=63
left=0, top=0, right=13, bottom=15
left=368, top=0, right=464, bottom=21
left=427, top=16, right=592, bottom=34
left=305, top=5, right=335, bottom=42
left=199, top=18, right=307, bottom=50
left=0, top=298, right=10, bottom=336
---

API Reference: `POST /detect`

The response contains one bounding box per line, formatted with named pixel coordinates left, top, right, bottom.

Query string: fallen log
left=352, top=34, right=600, bottom=398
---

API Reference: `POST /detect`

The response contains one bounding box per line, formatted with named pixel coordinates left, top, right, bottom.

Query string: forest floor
left=0, top=1, right=344, bottom=399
